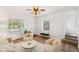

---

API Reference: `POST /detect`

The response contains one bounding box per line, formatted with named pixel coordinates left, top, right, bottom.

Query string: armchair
left=45, top=39, right=62, bottom=52
left=23, top=31, right=33, bottom=41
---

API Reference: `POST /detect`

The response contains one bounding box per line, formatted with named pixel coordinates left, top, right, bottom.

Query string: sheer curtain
left=0, top=17, right=8, bottom=38
left=66, top=11, right=77, bottom=36
left=67, top=16, right=77, bottom=34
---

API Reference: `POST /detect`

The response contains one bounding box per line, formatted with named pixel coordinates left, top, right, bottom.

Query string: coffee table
left=22, top=40, right=37, bottom=52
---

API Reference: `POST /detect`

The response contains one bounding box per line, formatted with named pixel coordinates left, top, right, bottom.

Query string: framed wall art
left=43, top=20, right=49, bottom=31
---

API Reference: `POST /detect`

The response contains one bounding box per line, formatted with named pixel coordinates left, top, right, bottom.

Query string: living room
left=0, top=6, right=78, bottom=52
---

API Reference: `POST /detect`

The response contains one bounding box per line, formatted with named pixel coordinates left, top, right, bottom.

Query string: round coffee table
left=22, top=40, right=37, bottom=52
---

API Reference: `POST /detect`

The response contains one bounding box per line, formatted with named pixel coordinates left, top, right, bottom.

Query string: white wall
left=35, top=11, right=66, bottom=39
left=0, top=8, right=35, bottom=37
left=77, top=8, right=79, bottom=41
left=0, top=8, right=9, bottom=37
left=35, top=9, right=78, bottom=40
left=0, top=7, right=78, bottom=40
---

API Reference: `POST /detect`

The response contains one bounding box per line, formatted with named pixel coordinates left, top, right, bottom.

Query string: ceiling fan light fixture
left=26, top=6, right=45, bottom=15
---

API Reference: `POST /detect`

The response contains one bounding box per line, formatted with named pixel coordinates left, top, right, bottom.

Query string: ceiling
left=0, top=6, right=77, bottom=16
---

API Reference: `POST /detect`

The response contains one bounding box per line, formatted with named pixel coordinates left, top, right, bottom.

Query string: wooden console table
left=39, top=33, right=50, bottom=39
left=62, top=34, right=78, bottom=49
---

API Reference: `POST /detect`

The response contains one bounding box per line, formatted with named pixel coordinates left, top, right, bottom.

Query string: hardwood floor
left=33, top=35, right=48, bottom=44
left=33, top=35, right=78, bottom=52
left=10, top=35, right=78, bottom=52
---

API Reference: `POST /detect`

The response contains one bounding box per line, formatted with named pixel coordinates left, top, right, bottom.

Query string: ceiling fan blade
left=40, top=9, right=45, bottom=11
left=26, top=9, right=32, bottom=11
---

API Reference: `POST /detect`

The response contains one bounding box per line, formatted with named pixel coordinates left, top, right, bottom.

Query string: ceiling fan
left=26, top=6, right=45, bottom=15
